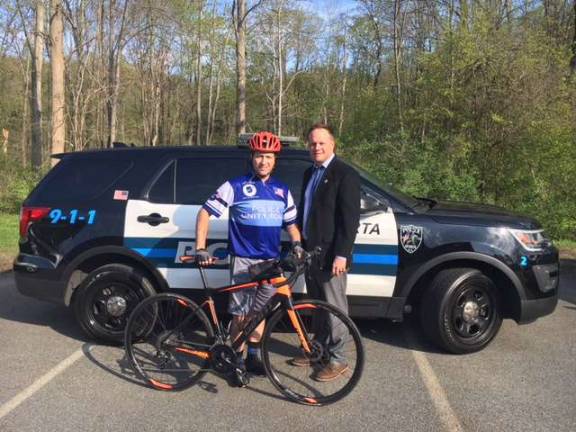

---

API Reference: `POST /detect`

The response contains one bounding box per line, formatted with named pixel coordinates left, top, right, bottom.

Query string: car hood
left=423, top=200, right=541, bottom=229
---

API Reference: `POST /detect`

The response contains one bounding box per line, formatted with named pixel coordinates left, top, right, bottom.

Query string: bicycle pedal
left=231, top=368, right=250, bottom=388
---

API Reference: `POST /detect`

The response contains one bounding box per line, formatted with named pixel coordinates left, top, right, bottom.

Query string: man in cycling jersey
left=194, top=131, right=302, bottom=385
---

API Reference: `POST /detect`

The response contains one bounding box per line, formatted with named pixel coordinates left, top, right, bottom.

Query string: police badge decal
left=400, top=225, right=423, bottom=253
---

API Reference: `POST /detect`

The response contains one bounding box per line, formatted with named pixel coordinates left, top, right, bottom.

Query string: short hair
left=306, top=123, right=335, bottom=142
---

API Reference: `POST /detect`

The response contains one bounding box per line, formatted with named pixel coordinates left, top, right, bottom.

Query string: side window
left=148, top=161, right=175, bottom=203
left=273, top=159, right=312, bottom=205
left=175, top=158, right=247, bottom=204
left=30, top=157, right=132, bottom=202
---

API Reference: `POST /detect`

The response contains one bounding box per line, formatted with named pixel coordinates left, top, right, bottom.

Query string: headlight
left=509, top=229, right=551, bottom=251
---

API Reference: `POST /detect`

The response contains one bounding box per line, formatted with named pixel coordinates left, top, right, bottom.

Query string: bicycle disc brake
left=306, top=340, right=330, bottom=364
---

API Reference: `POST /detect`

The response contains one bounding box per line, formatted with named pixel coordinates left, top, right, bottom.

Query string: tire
left=420, top=268, right=503, bottom=354
left=73, top=264, right=157, bottom=343
left=124, top=293, right=214, bottom=390
left=261, top=299, right=364, bottom=406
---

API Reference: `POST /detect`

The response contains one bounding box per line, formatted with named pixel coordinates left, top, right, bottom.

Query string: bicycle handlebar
left=179, top=246, right=322, bottom=272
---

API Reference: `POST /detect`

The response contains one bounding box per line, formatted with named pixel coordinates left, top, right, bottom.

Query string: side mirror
left=360, top=193, right=387, bottom=214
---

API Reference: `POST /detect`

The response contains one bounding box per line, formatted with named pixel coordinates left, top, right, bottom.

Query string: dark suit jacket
left=297, top=156, right=361, bottom=270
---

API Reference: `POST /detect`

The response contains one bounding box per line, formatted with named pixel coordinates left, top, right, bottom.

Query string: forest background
left=0, top=0, right=575, bottom=265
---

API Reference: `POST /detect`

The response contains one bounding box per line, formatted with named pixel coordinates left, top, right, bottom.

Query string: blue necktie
left=310, top=165, right=325, bottom=193
left=303, top=166, right=325, bottom=238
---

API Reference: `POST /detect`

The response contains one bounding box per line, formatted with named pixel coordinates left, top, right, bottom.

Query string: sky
left=303, top=0, right=357, bottom=20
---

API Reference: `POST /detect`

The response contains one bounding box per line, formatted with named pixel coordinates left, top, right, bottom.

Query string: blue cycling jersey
left=203, top=173, right=297, bottom=259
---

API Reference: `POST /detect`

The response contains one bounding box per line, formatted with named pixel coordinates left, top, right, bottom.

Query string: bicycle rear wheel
left=124, top=293, right=214, bottom=390
left=261, top=299, right=364, bottom=406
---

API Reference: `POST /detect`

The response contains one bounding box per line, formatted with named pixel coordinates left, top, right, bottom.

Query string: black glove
left=195, top=248, right=211, bottom=266
left=291, top=241, right=305, bottom=260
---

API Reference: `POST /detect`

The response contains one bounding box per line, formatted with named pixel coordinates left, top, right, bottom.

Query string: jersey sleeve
left=283, top=188, right=297, bottom=226
left=203, top=181, right=234, bottom=218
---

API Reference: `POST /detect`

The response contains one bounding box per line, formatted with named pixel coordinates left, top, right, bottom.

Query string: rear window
left=29, top=157, right=133, bottom=203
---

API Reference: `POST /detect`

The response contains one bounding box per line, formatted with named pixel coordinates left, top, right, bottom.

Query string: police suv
left=14, top=142, right=559, bottom=354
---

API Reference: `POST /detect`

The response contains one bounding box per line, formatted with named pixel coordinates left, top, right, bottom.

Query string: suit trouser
left=305, top=263, right=349, bottom=364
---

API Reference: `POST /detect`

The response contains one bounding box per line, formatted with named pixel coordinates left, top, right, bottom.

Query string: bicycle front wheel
left=261, top=299, right=364, bottom=406
left=124, top=293, right=214, bottom=390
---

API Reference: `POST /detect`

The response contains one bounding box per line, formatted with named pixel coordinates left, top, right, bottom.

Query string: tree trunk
left=106, top=0, right=129, bottom=147
left=95, top=0, right=105, bottom=147
left=50, top=0, right=66, bottom=164
left=205, top=3, right=216, bottom=146
left=2, top=129, right=9, bottom=155
left=338, top=39, right=348, bottom=137
left=570, top=0, right=576, bottom=74
left=31, top=0, right=44, bottom=169
left=235, top=0, right=247, bottom=134
left=196, top=3, right=203, bottom=145
left=277, top=3, right=283, bottom=136
left=393, top=0, right=404, bottom=134
left=21, top=55, right=30, bottom=165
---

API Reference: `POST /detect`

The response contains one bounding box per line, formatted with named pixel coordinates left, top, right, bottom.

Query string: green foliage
left=0, top=213, right=18, bottom=254
left=0, top=156, right=43, bottom=214
left=0, top=0, right=574, bottom=241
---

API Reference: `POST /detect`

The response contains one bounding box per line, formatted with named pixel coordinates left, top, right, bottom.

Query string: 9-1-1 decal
left=49, top=209, right=97, bottom=225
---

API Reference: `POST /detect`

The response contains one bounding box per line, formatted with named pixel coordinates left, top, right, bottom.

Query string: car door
left=123, top=156, right=246, bottom=290
left=348, top=182, right=399, bottom=298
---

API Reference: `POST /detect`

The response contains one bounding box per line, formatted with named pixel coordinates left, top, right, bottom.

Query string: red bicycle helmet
left=248, top=131, right=282, bottom=153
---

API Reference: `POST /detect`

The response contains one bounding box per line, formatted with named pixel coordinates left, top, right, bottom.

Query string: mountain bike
left=124, top=249, right=364, bottom=406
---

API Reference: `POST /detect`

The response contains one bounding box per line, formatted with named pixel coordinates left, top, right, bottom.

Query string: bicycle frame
left=178, top=262, right=313, bottom=358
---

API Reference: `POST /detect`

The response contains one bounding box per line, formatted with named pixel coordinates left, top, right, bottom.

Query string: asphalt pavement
left=0, top=261, right=575, bottom=432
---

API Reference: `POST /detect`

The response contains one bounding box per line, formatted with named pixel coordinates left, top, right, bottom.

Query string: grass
left=555, top=239, right=576, bottom=260
left=0, top=213, right=18, bottom=271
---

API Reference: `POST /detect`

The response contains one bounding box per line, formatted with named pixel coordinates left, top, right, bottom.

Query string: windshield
left=347, top=161, right=419, bottom=208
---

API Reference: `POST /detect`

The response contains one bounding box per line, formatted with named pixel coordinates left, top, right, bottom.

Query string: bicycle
left=124, top=249, right=364, bottom=406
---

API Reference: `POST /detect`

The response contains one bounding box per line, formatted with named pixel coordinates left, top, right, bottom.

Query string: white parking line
left=0, top=349, right=84, bottom=420
left=405, top=331, right=465, bottom=432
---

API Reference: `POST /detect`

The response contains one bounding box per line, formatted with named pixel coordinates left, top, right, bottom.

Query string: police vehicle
left=14, top=141, right=559, bottom=354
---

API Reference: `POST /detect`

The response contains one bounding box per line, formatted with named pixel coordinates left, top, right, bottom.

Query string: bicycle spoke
left=125, top=294, right=214, bottom=390
left=262, top=300, right=364, bottom=406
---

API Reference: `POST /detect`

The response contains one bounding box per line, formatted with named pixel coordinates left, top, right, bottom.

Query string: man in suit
left=295, top=123, right=361, bottom=382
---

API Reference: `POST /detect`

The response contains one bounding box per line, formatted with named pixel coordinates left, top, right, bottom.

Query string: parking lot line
left=404, top=331, right=464, bottom=432
left=0, top=349, right=84, bottom=420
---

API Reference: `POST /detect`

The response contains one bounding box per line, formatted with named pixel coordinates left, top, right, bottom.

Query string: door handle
left=137, top=213, right=170, bottom=226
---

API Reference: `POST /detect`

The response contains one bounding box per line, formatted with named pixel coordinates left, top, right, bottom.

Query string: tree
left=104, top=0, right=131, bottom=147
left=50, top=0, right=65, bottom=162
left=233, top=0, right=261, bottom=134
left=571, top=0, right=576, bottom=74
left=17, top=0, right=44, bottom=169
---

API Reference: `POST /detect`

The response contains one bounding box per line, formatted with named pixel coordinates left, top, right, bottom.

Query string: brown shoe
left=313, top=362, right=349, bottom=382
left=289, top=356, right=311, bottom=367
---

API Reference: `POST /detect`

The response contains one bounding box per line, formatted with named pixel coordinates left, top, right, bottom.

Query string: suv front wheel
left=73, top=263, right=156, bottom=343
left=421, top=268, right=503, bottom=354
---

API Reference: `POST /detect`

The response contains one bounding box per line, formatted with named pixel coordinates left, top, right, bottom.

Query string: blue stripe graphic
left=125, top=237, right=399, bottom=276
left=132, top=248, right=176, bottom=258
left=353, top=254, right=398, bottom=265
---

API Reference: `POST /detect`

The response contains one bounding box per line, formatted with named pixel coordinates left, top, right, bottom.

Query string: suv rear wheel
left=73, top=263, right=156, bottom=343
left=420, top=268, right=502, bottom=354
